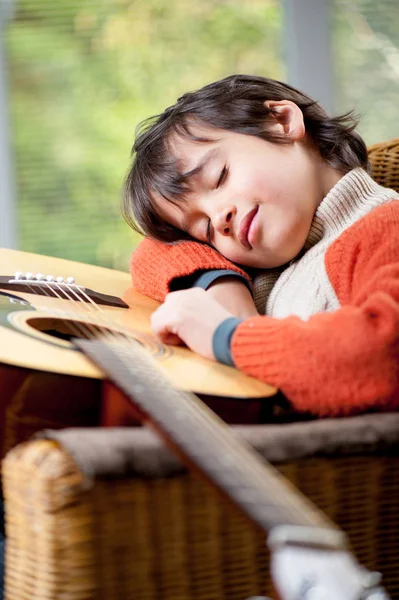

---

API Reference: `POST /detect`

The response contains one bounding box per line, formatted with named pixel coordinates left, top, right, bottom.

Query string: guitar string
left=20, top=280, right=95, bottom=339
left=20, top=280, right=117, bottom=343
left=16, top=276, right=263, bottom=453
left=18, top=278, right=274, bottom=472
left=86, top=332, right=311, bottom=524
left=14, top=277, right=327, bottom=526
left=61, top=283, right=131, bottom=341
left=30, top=282, right=274, bottom=475
left=41, top=270, right=170, bottom=348
left=60, top=282, right=155, bottom=345
left=91, top=309, right=330, bottom=527
left=47, top=282, right=115, bottom=340
left=20, top=282, right=292, bottom=515
left=19, top=277, right=268, bottom=457
left=42, top=283, right=130, bottom=344
left=111, top=342, right=330, bottom=529
left=17, top=281, right=275, bottom=485
left=15, top=277, right=273, bottom=463
left=20, top=277, right=150, bottom=348
left=10, top=265, right=133, bottom=341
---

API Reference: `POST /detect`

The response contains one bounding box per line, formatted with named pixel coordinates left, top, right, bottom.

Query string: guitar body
left=0, top=249, right=276, bottom=453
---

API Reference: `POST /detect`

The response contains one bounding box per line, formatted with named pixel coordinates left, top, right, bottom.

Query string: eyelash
left=216, top=165, right=228, bottom=188
left=206, top=218, right=212, bottom=245
left=206, top=165, right=228, bottom=245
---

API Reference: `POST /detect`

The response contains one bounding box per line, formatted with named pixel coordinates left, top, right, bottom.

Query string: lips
left=238, top=206, right=259, bottom=249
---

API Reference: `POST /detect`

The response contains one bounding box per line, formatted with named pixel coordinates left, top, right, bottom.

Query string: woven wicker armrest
left=368, top=137, right=399, bottom=192
left=2, top=414, right=399, bottom=600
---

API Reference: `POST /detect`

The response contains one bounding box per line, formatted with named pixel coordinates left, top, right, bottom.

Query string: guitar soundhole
left=25, top=316, right=172, bottom=358
left=27, top=317, right=130, bottom=343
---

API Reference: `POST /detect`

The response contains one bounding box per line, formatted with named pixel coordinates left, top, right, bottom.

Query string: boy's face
left=153, top=124, right=338, bottom=268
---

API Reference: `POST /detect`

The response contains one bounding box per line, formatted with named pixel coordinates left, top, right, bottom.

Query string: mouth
left=238, top=206, right=259, bottom=249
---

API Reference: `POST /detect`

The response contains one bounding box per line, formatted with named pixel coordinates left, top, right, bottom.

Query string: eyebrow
left=181, top=147, right=220, bottom=185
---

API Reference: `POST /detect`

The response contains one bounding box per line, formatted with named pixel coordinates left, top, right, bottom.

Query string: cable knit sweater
left=130, top=169, right=399, bottom=416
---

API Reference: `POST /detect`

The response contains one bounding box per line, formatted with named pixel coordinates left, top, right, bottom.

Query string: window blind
left=332, top=0, right=399, bottom=144
left=5, top=0, right=284, bottom=268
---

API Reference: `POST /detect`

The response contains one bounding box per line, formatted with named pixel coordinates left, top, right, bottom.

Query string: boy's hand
left=151, top=288, right=234, bottom=360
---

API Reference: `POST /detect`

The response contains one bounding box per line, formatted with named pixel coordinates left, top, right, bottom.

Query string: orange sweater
left=131, top=175, right=399, bottom=416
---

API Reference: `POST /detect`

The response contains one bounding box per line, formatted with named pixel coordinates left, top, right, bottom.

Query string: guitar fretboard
left=76, top=338, right=339, bottom=535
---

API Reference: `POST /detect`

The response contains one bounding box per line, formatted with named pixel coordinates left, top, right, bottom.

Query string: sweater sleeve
left=130, top=237, right=252, bottom=301
left=231, top=202, right=399, bottom=417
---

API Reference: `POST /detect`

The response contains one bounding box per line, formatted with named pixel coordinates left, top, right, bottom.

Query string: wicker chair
left=2, top=138, right=399, bottom=600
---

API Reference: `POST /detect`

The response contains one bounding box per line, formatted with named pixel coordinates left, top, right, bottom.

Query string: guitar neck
left=76, top=337, right=336, bottom=535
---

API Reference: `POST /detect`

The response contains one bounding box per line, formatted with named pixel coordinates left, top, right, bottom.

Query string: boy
left=123, top=74, right=399, bottom=417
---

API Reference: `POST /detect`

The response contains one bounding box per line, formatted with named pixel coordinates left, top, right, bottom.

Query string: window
left=332, top=0, right=399, bottom=144
left=5, top=0, right=399, bottom=267
left=4, top=0, right=284, bottom=269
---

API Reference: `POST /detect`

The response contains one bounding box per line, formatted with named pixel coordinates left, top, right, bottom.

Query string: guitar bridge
left=0, top=273, right=128, bottom=308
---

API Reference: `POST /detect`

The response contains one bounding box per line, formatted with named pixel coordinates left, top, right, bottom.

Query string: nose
left=214, top=205, right=236, bottom=236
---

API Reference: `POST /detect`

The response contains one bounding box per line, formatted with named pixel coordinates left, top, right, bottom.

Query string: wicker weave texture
left=368, top=137, right=399, bottom=192
left=3, top=439, right=399, bottom=600
left=2, top=138, right=399, bottom=599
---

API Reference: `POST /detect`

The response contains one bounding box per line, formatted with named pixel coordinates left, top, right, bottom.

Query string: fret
left=76, top=338, right=336, bottom=534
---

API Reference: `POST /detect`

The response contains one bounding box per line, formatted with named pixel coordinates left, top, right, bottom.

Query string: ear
left=264, top=100, right=305, bottom=141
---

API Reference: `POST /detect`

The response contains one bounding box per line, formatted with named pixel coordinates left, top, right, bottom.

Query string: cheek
left=268, top=210, right=300, bottom=243
left=267, top=208, right=312, bottom=261
left=214, top=238, right=243, bottom=264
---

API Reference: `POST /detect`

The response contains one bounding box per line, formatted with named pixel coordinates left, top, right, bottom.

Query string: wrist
left=212, top=317, right=242, bottom=366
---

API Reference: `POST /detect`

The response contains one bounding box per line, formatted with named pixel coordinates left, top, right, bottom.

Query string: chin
left=261, top=244, right=304, bottom=269
left=274, top=231, right=309, bottom=263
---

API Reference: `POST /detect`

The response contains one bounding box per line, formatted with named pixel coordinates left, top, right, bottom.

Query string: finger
left=159, top=332, right=184, bottom=346
left=151, top=306, right=179, bottom=341
left=153, top=325, right=181, bottom=345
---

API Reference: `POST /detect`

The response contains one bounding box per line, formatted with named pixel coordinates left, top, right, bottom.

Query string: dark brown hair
left=123, top=74, right=369, bottom=242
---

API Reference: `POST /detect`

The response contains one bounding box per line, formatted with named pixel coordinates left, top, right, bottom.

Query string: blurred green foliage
left=5, top=0, right=399, bottom=270
left=5, top=0, right=283, bottom=270
left=332, top=0, right=399, bottom=145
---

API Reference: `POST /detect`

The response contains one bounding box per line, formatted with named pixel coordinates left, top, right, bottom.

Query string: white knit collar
left=304, top=168, right=398, bottom=251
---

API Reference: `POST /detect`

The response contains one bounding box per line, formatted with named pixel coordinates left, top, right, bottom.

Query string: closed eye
left=206, top=218, right=212, bottom=245
left=216, top=165, right=228, bottom=188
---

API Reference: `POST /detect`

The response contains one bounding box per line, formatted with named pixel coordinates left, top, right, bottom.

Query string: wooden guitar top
left=0, top=248, right=276, bottom=399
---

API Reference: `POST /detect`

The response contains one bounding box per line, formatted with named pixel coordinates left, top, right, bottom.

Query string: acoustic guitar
left=0, top=248, right=276, bottom=429
left=0, top=249, right=391, bottom=598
